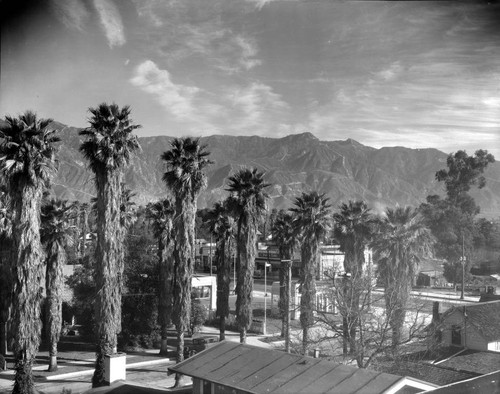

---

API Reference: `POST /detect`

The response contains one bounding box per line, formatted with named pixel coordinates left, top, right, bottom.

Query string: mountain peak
left=284, top=131, right=319, bottom=141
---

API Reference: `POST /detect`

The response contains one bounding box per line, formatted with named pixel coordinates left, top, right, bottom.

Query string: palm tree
left=290, top=191, right=332, bottom=355
left=333, top=200, right=375, bottom=358
left=0, top=185, right=13, bottom=357
left=145, top=199, right=175, bottom=355
left=226, top=168, right=269, bottom=343
left=161, top=137, right=211, bottom=385
left=78, top=202, right=90, bottom=263
left=0, top=111, right=59, bottom=393
left=118, top=186, right=137, bottom=318
left=41, top=199, right=76, bottom=371
left=205, top=200, right=236, bottom=340
left=79, top=103, right=141, bottom=387
left=371, top=206, right=434, bottom=348
left=270, top=210, right=295, bottom=338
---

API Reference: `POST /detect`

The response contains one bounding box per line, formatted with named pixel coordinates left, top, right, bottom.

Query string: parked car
left=184, top=335, right=219, bottom=359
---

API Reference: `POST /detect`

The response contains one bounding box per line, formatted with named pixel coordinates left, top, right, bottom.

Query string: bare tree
left=313, top=272, right=431, bottom=368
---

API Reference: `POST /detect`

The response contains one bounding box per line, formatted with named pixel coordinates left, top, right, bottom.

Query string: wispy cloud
left=224, top=82, right=289, bottom=131
left=93, top=0, right=125, bottom=48
left=50, top=0, right=90, bottom=31
left=130, top=60, right=289, bottom=136
left=132, top=1, right=262, bottom=74
left=130, top=60, right=200, bottom=118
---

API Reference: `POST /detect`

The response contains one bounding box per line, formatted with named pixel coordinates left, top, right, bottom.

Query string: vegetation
left=270, top=210, right=295, bottom=340
left=227, top=168, right=269, bottom=343
left=333, top=200, right=376, bottom=357
left=41, top=199, right=76, bottom=371
left=145, top=199, right=175, bottom=355
left=290, top=191, right=332, bottom=355
left=420, top=150, right=495, bottom=288
left=0, top=185, right=13, bottom=357
left=79, top=103, right=141, bottom=387
left=161, top=137, right=211, bottom=386
left=372, top=206, right=434, bottom=348
left=0, top=111, right=59, bottom=393
left=205, top=200, right=235, bottom=340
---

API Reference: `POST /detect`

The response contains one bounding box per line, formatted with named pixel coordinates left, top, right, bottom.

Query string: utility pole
left=460, top=232, right=465, bottom=300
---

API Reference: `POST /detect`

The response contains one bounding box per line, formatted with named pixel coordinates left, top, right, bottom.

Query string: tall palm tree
left=371, top=206, right=434, bottom=348
left=0, top=111, right=59, bottom=393
left=227, top=168, right=269, bottom=343
left=118, top=186, right=137, bottom=319
left=41, top=199, right=76, bottom=372
left=271, top=210, right=295, bottom=338
left=0, top=185, right=13, bottom=357
left=333, top=200, right=375, bottom=358
left=161, top=137, right=211, bottom=385
left=145, top=198, right=175, bottom=355
left=79, top=103, right=141, bottom=387
left=290, top=191, right=332, bottom=355
left=205, top=200, right=236, bottom=340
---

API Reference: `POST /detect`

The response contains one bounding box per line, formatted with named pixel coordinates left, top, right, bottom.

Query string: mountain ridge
left=5, top=120, right=499, bottom=217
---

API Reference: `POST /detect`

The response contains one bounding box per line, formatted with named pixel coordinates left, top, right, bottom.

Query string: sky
left=1, top=0, right=500, bottom=158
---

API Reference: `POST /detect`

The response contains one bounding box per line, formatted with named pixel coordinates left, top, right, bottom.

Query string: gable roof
left=442, top=300, right=500, bottom=342
left=168, top=341, right=429, bottom=394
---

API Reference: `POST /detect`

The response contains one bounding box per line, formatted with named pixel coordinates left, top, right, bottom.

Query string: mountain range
left=48, top=122, right=500, bottom=218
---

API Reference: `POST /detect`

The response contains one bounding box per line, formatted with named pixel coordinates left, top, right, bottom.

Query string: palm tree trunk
left=0, top=239, right=13, bottom=357
left=92, top=171, right=122, bottom=387
left=235, top=215, right=257, bottom=344
left=46, top=244, right=65, bottom=372
left=11, top=184, right=44, bottom=394
left=300, top=241, right=317, bottom=355
left=173, top=198, right=195, bottom=387
left=219, top=316, right=226, bottom=341
left=217, top=239, right=231, bottom=342
left=158, top=238, right=173, bottom=356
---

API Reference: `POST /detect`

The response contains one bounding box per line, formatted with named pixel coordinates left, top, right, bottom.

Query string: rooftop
left=168, top=341, right=433, bottom=394
left=442, top=300, right=500, bottom=342
left=437, top=349, right=500, bottom=375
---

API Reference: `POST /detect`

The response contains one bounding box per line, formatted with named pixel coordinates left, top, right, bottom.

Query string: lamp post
left=233, top=254, right=236, bottom=292
left=209, top=235, right=213, bottom=276
left=282, top=260, right=292, bottom=353
left=264, top=261, right=270, bottom=336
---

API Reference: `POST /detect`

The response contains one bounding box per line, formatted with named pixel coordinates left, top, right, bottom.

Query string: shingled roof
left=382, top=361, right=478, bottom=386
left=168, top=341, right=436, bottom=394
left=437, top=349, right=500, bottom=375
left=443, top=300, right=500, bottom=342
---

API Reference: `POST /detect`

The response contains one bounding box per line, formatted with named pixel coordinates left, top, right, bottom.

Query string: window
left=451, top=325, right=462, bottom=346
left=192, top=286, right=211, bottom=299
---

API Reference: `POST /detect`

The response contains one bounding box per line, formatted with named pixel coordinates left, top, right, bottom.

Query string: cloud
left=224, top=82, right=289, bottom=130
left=375, top=62, right=404, bottom=82
left=130, top=60, right=200, bottom=118
left=50, top=0, right=90, bottom=31
left=132, top=1, right=262, bottom=74
left=93, top=0, right=125, bottom=48
left=130, top=60, right=289, bottom=136
left=246, top=0, right=298, bottom=11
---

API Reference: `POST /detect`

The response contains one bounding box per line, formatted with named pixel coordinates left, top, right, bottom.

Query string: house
left=439, top=300, right=500, bottom=351
left=168, top=341, right=437, bottom=394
